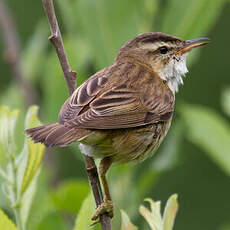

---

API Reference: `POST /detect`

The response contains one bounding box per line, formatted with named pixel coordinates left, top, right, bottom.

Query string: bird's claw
left=91, top=198, right=114, bottom=221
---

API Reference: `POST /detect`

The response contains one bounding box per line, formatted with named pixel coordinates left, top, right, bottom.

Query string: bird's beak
left=175, top=37, right=210, bottom=54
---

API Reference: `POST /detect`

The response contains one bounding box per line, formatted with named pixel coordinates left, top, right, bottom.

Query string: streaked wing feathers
left=90, top=85, right=139, bottom=116
left=58, top=73, right=108, bottom=124
left=61, top=62, right=175, bottom=129
left=68, top=109, right=147, bottom=129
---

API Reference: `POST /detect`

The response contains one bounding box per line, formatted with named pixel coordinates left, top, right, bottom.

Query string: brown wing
left=58, top=68, right=108, bottom=124
left=60, top=62, right=175, bottom=129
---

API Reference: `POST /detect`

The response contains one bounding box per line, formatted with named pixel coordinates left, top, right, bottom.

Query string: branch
left=84, top=155, right=112, bottom=229
left=41, top=0, right=112, bottom=229
left=42, top=0, right=76, bottom=95
left=0, top=0, right=37, bottom=106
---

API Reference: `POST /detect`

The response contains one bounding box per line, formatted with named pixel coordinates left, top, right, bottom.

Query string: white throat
left=158, top=54, right=188, bottom=93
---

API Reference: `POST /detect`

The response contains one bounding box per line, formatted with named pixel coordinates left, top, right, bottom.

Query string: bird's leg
left=91, top=157, right=113, bottom=221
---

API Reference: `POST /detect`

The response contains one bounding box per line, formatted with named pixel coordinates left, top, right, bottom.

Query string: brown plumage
left=26, top=60, right=174, bottom=159
left=25, top=32, right=210, bottom=220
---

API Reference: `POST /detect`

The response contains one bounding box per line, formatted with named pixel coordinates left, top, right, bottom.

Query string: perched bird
left=25, top=32, right=209, bottom=220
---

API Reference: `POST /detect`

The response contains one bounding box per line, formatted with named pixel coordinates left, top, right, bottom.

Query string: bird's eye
left=159, top=46, right=168, bottom=54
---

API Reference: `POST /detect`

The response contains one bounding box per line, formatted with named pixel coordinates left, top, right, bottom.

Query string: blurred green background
left=0, top=0, right=230, bottom=229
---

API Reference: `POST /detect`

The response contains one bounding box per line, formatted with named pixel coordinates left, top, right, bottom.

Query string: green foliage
left=71, top=0, right=158, bottom=68
left=26, top=171, right=60, bottom=230
left=221, top=87, right=230, bottom=117
left=20, top=106, right=45, bottom=195
left=35, top=212, right=68, bottom=230
left=73, top=193, right=96, bottom=230
left=0, top=0, right=230, bottom=229
left=0, top=106, right=45, bottom=230
left=119, top=195, right=178, bottom=230
left=180, top=104, right=230, bottom=176
left=0, top=85, right=25, bottom=124
left=120, top=210, right=138, bottom=230
left=56, top=0, right=78, bottom=33
left=161, top=0, right=225, bottom=39
left=73, top=194, right=178, bottom=230
left=139, top=195, right=178, bottom=230
left=162, top=195, right=178, bottom=230
left=160, top=0, right=226, bottom=65
left=219, top=224, right=230, bottom=230
left=0, top=209, right=18, bottom=230
left=50, top=179, right=90, bottom=214
left=0, top=106, right=19, bottom=155
left=21, top=20, right=49, bottom=82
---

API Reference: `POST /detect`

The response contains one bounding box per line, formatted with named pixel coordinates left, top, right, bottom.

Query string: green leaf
left=139, top=199, right=162, bottom=230
left=161, top=0, right=226, bottom=39
left=35, top=212, right=68, bottom=230
left=41, top=49, right=68, bottom=123
left=221, top=86, right=230, bottom=117
left=73, top=193, right=96, bottom=230
left=14, top=106, right=45, bottom=226
left=75, top=0, right=157, bottom=68
left=160, top=0, right=226, bottom=65
left=139, top=195, right=178, bottom=230
left=0, top=85, right=26, bottom=152
left=50, top=179, right=90, bottom=214
left=19, top=105, right=45, bottom=195
left=0, top=166, right=9, bottom=181
left=0, top=209, right=18, bottom=230
left=180, top=104, right=230, bottom=176
left=0, top=106, right=19, bottom=155
left=120, top=209, right=138, bottom=230
left=64, top=36, right=91, bottom=86
left=20, top=169, right=41, bottom=227
left=21, top=20, right=49, bottom=81
left=0, top=84, right=25, bottom=112
left=19, top=140, right=44, bottom=195
left=26, top=171, right=57, bottom=230
left=24, top=105, right=42, bottom=129
left=219, top=223, right=230, bottom=230
left=162, top=195, right=178, bottom=230
left=56, top=0, right=77, bottom=33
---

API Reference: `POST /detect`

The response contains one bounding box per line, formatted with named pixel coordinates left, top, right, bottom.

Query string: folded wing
left=60, top=63, right=175, bottom=129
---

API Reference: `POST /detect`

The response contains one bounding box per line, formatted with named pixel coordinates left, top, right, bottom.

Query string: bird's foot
left=91, top=198, right=114, bottom=221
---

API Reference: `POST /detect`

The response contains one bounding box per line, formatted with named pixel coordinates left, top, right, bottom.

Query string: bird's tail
left=25, top=123, right=90, bottom=147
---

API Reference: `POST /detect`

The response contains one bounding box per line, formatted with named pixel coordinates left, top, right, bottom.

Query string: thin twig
left=41, top=0, right=112, bottom=229
left=42, top=0, right=76, bottom=95
left=0, top=0, right=37, bottom=106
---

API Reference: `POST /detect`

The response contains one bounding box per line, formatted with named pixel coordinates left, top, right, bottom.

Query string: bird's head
left=116, top=32, right=210, bottom=93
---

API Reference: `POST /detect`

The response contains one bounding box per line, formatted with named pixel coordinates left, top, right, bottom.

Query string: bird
left=25, top=32, right=209, bottom=221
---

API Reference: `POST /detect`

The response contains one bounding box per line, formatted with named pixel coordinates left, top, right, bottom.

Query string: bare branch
left=42, top=0, right=76, bottom=95
left=41, top=0, right=112, bottom=229
left=0, top=0, right=37, bottom=105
